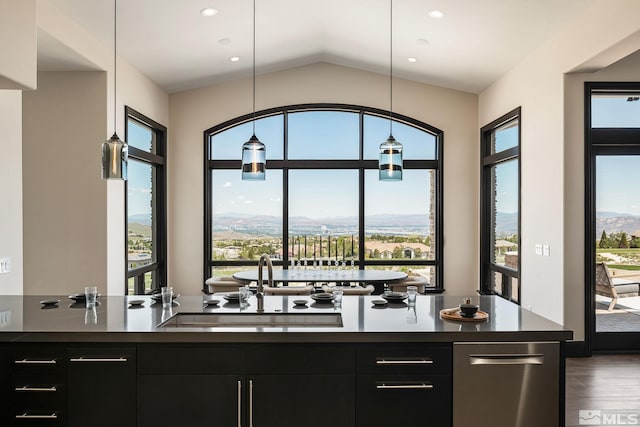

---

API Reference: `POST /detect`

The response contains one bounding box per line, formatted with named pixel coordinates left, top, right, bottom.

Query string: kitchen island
left=0, top=295, right=572, bottom=427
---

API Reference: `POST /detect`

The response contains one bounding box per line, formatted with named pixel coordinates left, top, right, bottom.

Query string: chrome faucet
left=256, top=254, right=273, bottom=312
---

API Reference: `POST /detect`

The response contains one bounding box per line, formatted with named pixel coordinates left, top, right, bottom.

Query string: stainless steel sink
left=157, top=312, right=343, bottom=328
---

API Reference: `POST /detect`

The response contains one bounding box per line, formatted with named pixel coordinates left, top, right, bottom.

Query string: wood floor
left=566, top=354, right=640, bottom=426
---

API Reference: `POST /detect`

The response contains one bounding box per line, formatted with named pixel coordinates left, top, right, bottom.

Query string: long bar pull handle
left=16, top=412, right=58, bottom=419
left=70, top=357, right=128, bottom=362
left=249, top=379, right=254, bottom=427
left=376, top=358, right=433, bottom=365
left=376, top=382, right=434, bottom=390
left=469, top=354, right=544, bottom=365
left=14, top=359, right=57, bottom=365
left=15, top=386, right=58, bottom=392
left=237, top=380, right=242, bottom=427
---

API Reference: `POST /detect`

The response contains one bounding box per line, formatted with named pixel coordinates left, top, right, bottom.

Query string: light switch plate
left=535, top=244, right=542, bottom=256
left=0, top=257, right=10, bottom=273
left=543, top=245, right=550, bottom=257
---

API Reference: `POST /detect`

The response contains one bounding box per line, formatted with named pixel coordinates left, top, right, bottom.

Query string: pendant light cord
left=113, top=0, right=118, bottom=135
left=389, top=0, right=393, bottom=136
left=252, top=0, right=256, bottom=135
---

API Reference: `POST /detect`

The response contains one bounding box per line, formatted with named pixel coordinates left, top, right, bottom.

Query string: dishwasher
left=453, top=341, right=560, bottom=427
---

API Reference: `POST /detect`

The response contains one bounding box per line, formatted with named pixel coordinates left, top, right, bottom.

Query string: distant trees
left=598, top=231, right=640, bottom=249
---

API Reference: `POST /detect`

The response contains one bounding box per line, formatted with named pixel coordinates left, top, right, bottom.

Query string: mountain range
left=128, top=211, right=640, bottom=238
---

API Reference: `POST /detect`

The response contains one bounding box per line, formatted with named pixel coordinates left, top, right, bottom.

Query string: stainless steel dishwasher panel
left=453, top=341, right=560, bottom=427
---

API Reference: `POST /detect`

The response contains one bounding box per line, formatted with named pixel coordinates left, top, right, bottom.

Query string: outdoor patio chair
left=322, top=284, right=375, bottom=295
left=390, top=275, right=429, bottom=294
left=263, top=284, right=314, bottom=295
left=205, top=276, right=250, bottom=294
left=595, top=262, right=640, bottom=311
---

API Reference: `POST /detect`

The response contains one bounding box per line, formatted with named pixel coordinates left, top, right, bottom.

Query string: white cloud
left=243, top=200, right=253, bottom=204
left=223, top=181, right=232, bottom=188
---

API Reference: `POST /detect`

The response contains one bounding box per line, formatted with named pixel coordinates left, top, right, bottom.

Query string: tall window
left=204, top=104, right=443, bottom=292
left=125, top=107, right=167, bottom=295
left=586, top=83, right=640, bottom=351
left=480, top=107, right=521, bottom=302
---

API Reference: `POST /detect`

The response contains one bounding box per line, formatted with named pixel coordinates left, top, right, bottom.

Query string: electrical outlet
left=543, top=245, right=550, bottom=257
left=0, top=257, right=11, bottom=274
left=535, top=244, right=542, bottom=256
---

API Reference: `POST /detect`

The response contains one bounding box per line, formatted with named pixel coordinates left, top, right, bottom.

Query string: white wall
left=169, top=62, right=478, bottom=296
left=0, top=90, right=24, bottom=294
left=480, top=0, right=640, bottom=337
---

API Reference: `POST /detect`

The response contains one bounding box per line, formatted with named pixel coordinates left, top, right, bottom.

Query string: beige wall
left=169, top=62, right=478, bottom=296
left=0, top=0, right=36, bottom=90
left=0, top=91, right=24, bottom=294
left=22, top=71, right=108, bottom=295
left=480, top=0, right=640, bottom=338
left=31, top=1, right=170, bottom=295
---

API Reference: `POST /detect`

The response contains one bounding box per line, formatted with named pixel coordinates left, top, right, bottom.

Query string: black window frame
left=125, top=106, right=167, bottom=295
left=480, top=107, right=521, bottom=302
left=585, top=82, right=640, bottom=352
left=203, top=103, right=444, bottom=293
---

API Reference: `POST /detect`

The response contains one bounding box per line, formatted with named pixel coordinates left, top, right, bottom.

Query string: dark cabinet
left=247, top=343, right=356, bottom=427
left=355, top=343, right=452, bottom=427
left=138, top=374, right=242, bottom=427
left=250, top=374, right=355, bottom=427
left=1, top=345, right=10, bottom=426
left=67, top=346, right=136, bottom=427
left=137, top=344, right=245, bottom=427
left=10, top=344, right=67, bottom=426
left=4, top=340, right=455, bottom=426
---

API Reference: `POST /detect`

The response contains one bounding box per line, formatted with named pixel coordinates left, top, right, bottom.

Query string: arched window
left=204, top=103, right=443, bottom=292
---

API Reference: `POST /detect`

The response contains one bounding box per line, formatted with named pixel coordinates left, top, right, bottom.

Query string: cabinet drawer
left=356, top=374, right=451, bottom=427
left=12, top=410, right=66, bottom=427
left=12, top=345, right=66, bottom=374
left=137, top=344, right=244, bottom=374
left=357, top=343, right=451, bottom=374
left=246, top=343, right=355, bottom=374
left=12, top=374, right=66, bottom=406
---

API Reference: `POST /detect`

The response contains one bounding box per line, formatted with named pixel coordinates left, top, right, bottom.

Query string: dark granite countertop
left=0, top=295, right=572, bottom=343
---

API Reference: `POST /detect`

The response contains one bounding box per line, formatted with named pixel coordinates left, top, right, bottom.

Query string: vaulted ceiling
left=38, top=0, right=591, bottom=94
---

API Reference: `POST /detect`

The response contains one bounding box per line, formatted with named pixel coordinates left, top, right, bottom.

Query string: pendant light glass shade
left=379, top=134, right=402, bottom=181
left=241, top=134, right=266, bottom=180
left=102, top=133, right=128, bottom=180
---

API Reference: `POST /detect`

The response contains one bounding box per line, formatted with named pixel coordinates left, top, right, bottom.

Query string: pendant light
left=379, top=0, right=403, bottom=181
left=101, top=0, right=128, bottom=180
left=241, top=0, right=266, bottom=180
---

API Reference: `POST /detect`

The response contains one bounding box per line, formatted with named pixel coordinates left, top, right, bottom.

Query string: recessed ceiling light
left=218, top=38, right=231, bottom=45
left=408, top=57, right=417, bottom=63
left=230, top=56, right=240, bottom=62
left=427, top=9, right=444, bottom=19
left=200, top=7, right=218, bottom=17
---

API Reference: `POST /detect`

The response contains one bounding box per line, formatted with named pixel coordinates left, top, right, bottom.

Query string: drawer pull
left=14, top=359, right=57, bottom=365
left=16, top=412, right=58, bottom=419
left=70, top=357, right=128, bottom=363
left=15, top=386, right=58, bottom=392
left=469, top=354, right=544, bottom=366
left=376, top=358, right=433, bottom=365
left=376, top=382, right=434, bottom=390
left=237, top=380, right=242, bottom=427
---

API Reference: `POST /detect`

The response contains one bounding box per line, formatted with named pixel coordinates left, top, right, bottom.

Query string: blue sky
left=593, top=95, right=640, bottom=215
left=210, top=111, right=436, bottom=218
left=127, top=122, right=153, bottom=217
left=597, top=156, right=640, bottom=215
